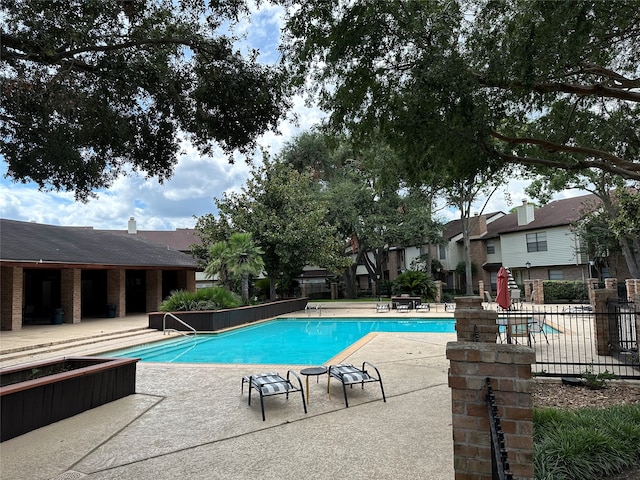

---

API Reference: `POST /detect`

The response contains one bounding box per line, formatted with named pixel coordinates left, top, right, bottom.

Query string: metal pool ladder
left=163, top=312, right=197, bottom=336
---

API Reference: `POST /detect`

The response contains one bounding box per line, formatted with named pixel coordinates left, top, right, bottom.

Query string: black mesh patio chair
left=327, top=362, right=386, bottom=408
left=241, top=371, right=307, bottom=421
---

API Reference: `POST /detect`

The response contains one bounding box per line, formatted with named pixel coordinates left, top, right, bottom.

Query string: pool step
left=0, top=329, right=165, bottom=365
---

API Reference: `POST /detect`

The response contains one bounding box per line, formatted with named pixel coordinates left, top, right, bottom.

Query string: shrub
left=534, top=404, right=640, bottom=479
left=543, top=281, right=589, bottom=303
left=391, top=270, right=437, bottom=300
left=160, top=287, right=241, bottom=312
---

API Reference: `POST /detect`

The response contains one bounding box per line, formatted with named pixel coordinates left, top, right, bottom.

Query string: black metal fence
left=486, top=378, right=513, bottom=480
left=498, top=303, right=639, bottom=379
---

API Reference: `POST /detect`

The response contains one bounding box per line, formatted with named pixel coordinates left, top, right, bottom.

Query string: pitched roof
left=105, top=228, right=201, bottom=252
left=0, top=219, right=199, bottom=268
left=485, top=194, right=600, bottom=238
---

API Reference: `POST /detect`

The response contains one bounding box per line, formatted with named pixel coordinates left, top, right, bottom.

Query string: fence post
left=454, top=296, right=498, bottom=343
left=447, top=341, right=535, bottom=480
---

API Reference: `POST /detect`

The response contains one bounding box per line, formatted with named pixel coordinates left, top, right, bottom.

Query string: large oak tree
left=1, top=0, right=290, bottom=200
left=282, top=0, right=640, bottom=183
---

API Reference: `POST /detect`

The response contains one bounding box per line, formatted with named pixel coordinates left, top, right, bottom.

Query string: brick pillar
left=447, top=342, right=535, bottom=480
left=604, top=278, right=617, bottom=291
left=532, top=279, right=544, bottom=304
left=592, top=288, right=617, bottom=355
left=587, top=278, right=599, bottom=304
left=454, top=296, right=498, bottom=343
left=626, top=279, right=640, bottom=302
left=478, top=280, right=485, bottom=301
left=1, top=266, right=23, bottom=331
left=61, top=268, right=82, bottom=323
left=107, top=269, right=126, bottom=318
left=146, top=270, right=163, bottom=313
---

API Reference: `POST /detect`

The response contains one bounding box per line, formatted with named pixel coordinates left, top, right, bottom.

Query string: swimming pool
left=105, top=318, right=456, bottom=365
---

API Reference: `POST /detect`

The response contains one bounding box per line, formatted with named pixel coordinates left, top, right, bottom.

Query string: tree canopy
left=1, top=0, right=289, bottom=200
left=282, top=0, right=640, bottom=183
left=202, top=155, right=349, bottom=300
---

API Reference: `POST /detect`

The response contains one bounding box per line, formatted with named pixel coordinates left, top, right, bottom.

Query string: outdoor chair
left=327, top=362, right=386, bottom=408
left=529, top=314, right=549, bottom=344
left=376, top=303, right=390, bottom=313
left=416, top=303, right=430, bottom=312
left=241, top=371, right=307, bottom=421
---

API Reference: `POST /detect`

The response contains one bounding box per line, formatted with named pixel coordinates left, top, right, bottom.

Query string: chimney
left=517, top=200, right=535, bottom=226
left=127, top=217, right=137, bottom=234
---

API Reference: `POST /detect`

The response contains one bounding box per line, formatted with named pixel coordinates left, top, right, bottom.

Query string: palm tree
left=204, top=240, right=231, bottom=288
left=205, top=233, right=265, bottom=304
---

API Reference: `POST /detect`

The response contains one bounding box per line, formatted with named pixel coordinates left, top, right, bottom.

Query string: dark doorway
left=162, top=270, right=178, bottom=300
left=81, top=270, right=108, bottom=317
left=126, top=271, right=147, bottom=313
left=23, top=269, right=61, bottom=324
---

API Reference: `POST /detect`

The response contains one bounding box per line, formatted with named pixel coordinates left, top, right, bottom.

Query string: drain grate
left=50, top=471, right=86, bottom=479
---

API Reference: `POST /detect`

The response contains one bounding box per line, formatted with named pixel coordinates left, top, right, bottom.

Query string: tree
left=282, top=0, right=640, bottom=186
left=227, top=233, right=265, bottom=304
left=281, top=131, right=443, bottom=298
left=208, top=156, right=350, bottom=300
left=1, top=0, right=289, bottom=200
left=204, top=232, right=265, bottom=304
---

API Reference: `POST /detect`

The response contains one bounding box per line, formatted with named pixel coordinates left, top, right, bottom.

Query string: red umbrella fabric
left=496, top=267, right=511, bottom=310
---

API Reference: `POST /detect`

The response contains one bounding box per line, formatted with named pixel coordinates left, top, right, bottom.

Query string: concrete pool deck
left=0, top=309, right=456, bottom=479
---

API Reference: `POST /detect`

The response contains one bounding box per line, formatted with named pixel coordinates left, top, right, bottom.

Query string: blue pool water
left=105, top=318, right=456, bottom=365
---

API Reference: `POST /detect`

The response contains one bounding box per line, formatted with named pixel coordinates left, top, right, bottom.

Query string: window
left=486, top=242, right=495, bottom=254
left=548, top=269, right=563, bottom=280
left=439, top=245, right=446, bottom=260
left=490, top=271, right=497, bottom=292
left=526, top=232, right=547, bottom=252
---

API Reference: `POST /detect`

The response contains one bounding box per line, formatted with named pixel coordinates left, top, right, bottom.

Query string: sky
left=0, top=2, right=587, bottom=231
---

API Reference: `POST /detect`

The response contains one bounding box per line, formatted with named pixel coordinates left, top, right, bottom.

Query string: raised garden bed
left=0, top=356, right=139, bottom=441
left=149, top=297, right=308, bottom=331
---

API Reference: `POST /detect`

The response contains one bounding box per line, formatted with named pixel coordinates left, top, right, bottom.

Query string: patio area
left=0, top=313, right=456, bottom=480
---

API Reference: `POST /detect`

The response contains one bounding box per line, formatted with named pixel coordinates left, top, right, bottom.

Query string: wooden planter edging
left=0, top=356, right=139, bottom=442
left=148, top=297, right=308, bottom=332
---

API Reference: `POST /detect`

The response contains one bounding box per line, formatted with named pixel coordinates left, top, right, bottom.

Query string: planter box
left=0, top=356, right=139, bottom=441
left=148, top=298, right=308, bottom=332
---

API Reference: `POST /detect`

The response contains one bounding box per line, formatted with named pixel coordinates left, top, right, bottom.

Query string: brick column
left=626, top=279, right=640, bottom=302
left=478, top=280, right=485, bottom=301
left=61, top=268, right=81, bottom=323
left=107, top=269, right=126, bottom=318
left=447, top=342, right=535, bottom=480
left=604, top=278, right=617, bottom=291
left=1, top=266, right=23, bottom=331
left=532, top=279, right=544, bottom=304
left=454, top=296, right=498, bottom=343
left=146, top=270, right=163, bottom=313
left=592, top=288, right=617, bottom=355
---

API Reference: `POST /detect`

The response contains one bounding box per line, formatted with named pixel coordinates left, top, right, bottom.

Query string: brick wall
left=454, top=296, right=498, bottom=343
left=107, top=269, right=126, bottom=318
left=146, top=270, right=163, bottom=312
left=447, top=341, right=535, bottom=480
left=61, top=269, right=81, bottom=323
left=1, top=266, right=23, bottom=331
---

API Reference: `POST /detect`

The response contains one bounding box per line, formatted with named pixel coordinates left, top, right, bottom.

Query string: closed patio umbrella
left=496, top=267, right=511, bottom=310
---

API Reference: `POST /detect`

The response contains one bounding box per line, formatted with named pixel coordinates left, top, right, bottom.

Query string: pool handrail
left=163, top=312, right=197, bottom=336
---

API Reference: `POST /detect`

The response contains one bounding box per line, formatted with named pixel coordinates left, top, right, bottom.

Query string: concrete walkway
left=0, top=310, right=456, bottom=480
